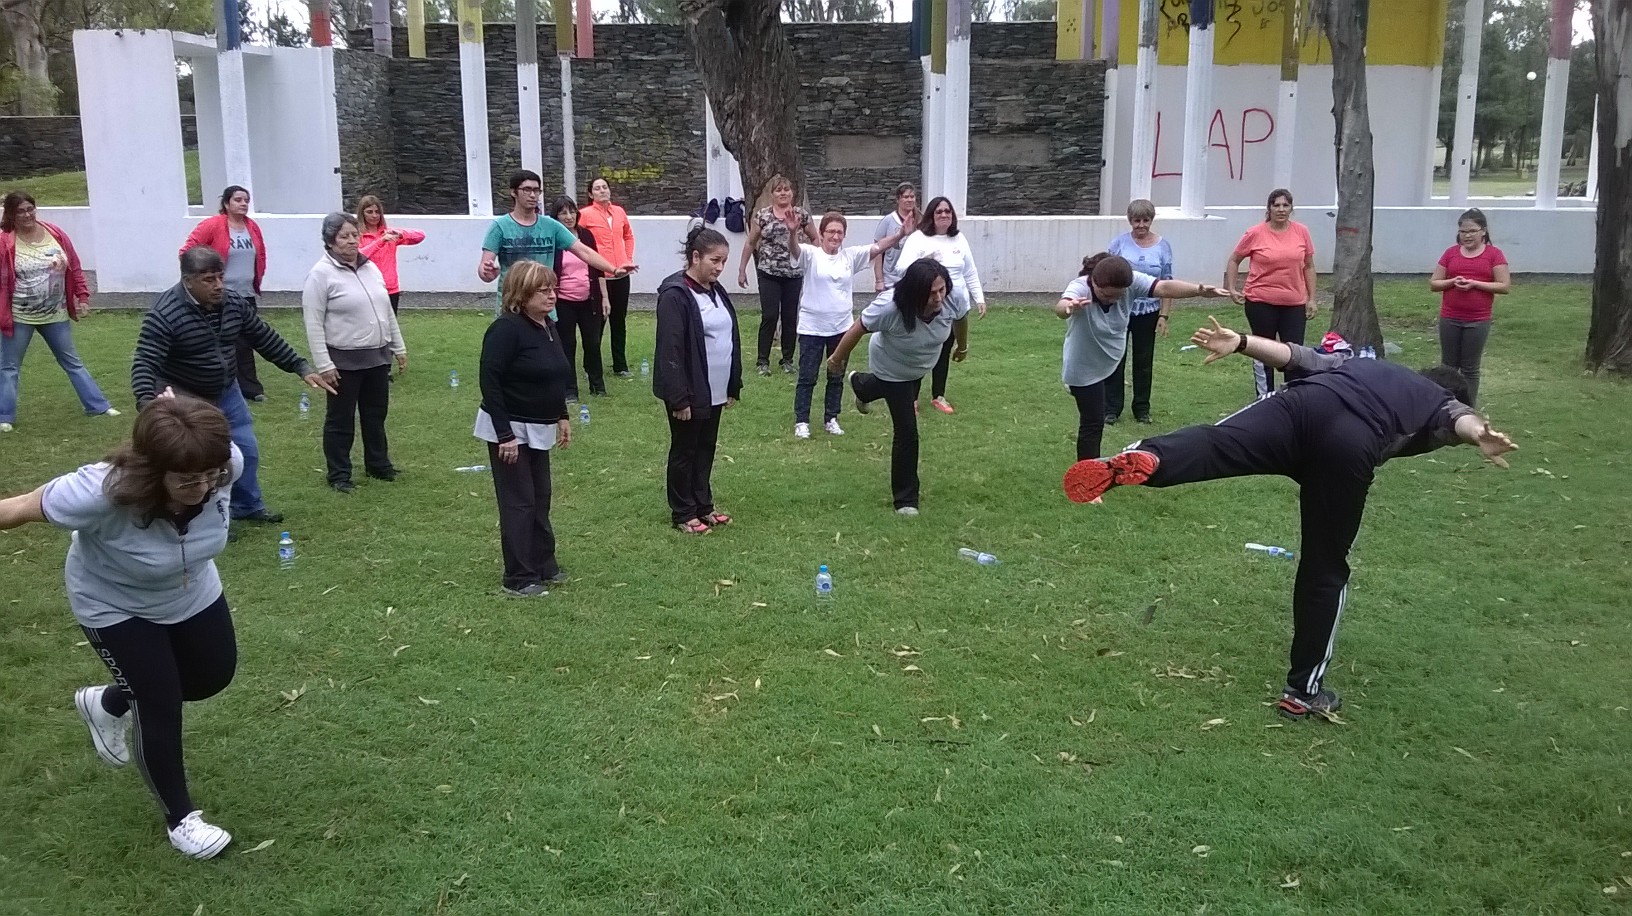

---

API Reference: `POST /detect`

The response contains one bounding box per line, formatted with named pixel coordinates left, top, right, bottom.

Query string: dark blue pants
left=794, top=333, right=845, bottom=424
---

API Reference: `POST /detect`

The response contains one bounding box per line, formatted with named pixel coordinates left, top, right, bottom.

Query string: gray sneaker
left=502, top=583, right=548, bottom=598
left=847, top=371, right=870, bottom=415
left=75, top=685, right=129, bottom=767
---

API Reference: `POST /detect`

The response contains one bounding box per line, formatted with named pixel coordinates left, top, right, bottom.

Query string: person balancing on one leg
left=1064, top=317, right=1518, bottom=720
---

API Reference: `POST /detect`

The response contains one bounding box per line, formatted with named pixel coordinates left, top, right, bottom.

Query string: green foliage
left=13, top=149, right=203, bottom=207
left=1, top=280, right=1629, bottom=913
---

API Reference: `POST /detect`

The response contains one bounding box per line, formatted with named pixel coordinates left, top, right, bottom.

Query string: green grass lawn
left=11, top=150, right=202, bottom=207
left=1430, top=163, right=1590, bottom=199
left=2, top=281, right=1629, bottom=913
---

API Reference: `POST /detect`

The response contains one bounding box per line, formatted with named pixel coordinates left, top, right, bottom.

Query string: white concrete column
left=457, top=1, right=492, bottom=214
left=1271, top=0, right=1298, bottom=192
left=217, top=50, right=255, bottom=197
left=1448, top=0, right=1483, bottom=205
left=705, top=98, right=743, bottom=205
left=1179, top=6, right=1214, bottom=217
left=1587, top=96, right=1600, bottom=200
left=1128, top=0, right=1158, bottom=202
left=516, top=0, right=543, bottom=176
left=559, top=56, right=577, bottom=197
left=921, top=56, right=944, bottom=197
left=943, top=0, right=971, bottom=213
left=1097, top=0, right=1120, bottom=213
left=1534, top=0, right=1573, bottom=208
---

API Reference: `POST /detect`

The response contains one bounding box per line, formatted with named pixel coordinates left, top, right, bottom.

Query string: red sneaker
left=1063, top=450, right=1159, bottom=504
left=931, top=396, right=955, bottom=414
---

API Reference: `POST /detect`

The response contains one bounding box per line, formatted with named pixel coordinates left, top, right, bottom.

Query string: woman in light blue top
left=1057, top=253, right=1229, bottom=466
left=1104, top=199, right=1174, bottom=425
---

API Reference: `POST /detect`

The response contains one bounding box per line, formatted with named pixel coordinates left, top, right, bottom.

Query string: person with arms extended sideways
left=1065, top=318, right=1517, bottom=721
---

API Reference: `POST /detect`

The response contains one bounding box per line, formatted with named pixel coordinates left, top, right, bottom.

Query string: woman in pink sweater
left=356, top=195, right=426, bottom=314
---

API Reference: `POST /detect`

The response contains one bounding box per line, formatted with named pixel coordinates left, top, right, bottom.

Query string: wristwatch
left=1234, top=333, right=1250, bottom=353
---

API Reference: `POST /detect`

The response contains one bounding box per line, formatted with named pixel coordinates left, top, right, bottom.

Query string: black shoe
left=1135, top=414, right=1153, bottom=425
left=235, top=508, right=284, bottom=523
left=615, top=370, right=634, bottom=379
left=366, top=468, right=399, bottom=481
left=566, top=390, right=580, bottom=403
left=757, top=362, right=772, bottom=377
left=544, top=570, right=569, bottom=585
left=780, top=359, right=795, bottom=374
left=330, top=480, right=355, bottom=494
left=1277, top=686, right=1342, bottom=721
left=590, top=387, right=608, bottom=397
left=249, top=394, right=267, bottom=403
left=1103, top=414, right=1120, bottom=426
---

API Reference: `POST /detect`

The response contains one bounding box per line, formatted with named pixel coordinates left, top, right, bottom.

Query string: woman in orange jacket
left=584, top=177, right=636, bottom=377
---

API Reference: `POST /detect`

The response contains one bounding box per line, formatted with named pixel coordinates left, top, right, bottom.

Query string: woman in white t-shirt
left=893, top=197, right=985, bottom=414
left=0, top=395, right=242, bottom=860
left=785, top=211, right=911, bottom=439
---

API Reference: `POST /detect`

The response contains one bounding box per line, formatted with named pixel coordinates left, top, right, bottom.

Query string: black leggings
left=556, top=298, right=606, bottom=394
left=930, top=335, right=955, bottom=400
left=82, top=593, right=237, bottom=828
left=1243, top=300, right=1307, bottom=397
left=756, top=271, right=802, bottom=366
left=1069, top=380, right=1108, bottom=461
left=851, top=371, right=923, bottom=509
left=606, top=276, right=632, bottom=374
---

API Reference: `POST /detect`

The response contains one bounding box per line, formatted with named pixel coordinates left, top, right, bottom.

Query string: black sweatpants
left=1243, top=300, right=1308, bottom=397
left=82, top=593, right=237, bottom=828
left=666, top=409, right=723, bottom=524
left=556, top=299, right=606, bottom=395
left=487, top=440, right=559, bottom=588
left=388, top=292, right=401, bottom=314
left=606, top=276, right=632, bottom=374
left=323, top=363, right=393, bottom=484
left=756, top=271, right=802, bottom=366
left=929, top=335, right=956, bottom=401
left=1104, top=310, right=1161, bottom=420
left=851, top=371, right=923, bottom=509
left=1135, top=386, right=1378, bottom=695
left=234, top=295, right=265, bottom=400
left=1069, top=380, right=1108, bottom=461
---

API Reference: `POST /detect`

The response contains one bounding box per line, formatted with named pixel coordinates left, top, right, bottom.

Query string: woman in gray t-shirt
left=1058, top=252, right=1231, bottom=465
left=0, top=395, right=243, bottom=860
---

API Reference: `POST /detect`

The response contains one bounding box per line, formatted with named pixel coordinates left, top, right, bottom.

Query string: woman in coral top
left=584, top=178, right=636, bottom=378
left=1428, top=208, right=1509, bottom=407
left=1224, top=188, right=1316, bottom=398
left=356, top=195, right=426, bottom=314
left=181, top=186, right=270, bottom=399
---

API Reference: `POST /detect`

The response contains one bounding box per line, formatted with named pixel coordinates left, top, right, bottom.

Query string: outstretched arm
left=1454, top=414, right=1518, bottom=468
left=0, top=486, right=46, bottom=530
left=1191, top=316, right=1294, bottom=369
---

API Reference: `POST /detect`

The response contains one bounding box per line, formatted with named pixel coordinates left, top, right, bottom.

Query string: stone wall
left=333, top=50, right=398, bottom=208
left=0, top=116, right=198, bottom=180
left=388, top=58, right=468, bottom=212
left=967, top=59, right=1104, bottom=214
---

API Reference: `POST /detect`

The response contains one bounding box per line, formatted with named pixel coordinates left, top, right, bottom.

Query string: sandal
left=675, top=518, right=711, bottom=534
left=703, top=512, right=732, bottom=526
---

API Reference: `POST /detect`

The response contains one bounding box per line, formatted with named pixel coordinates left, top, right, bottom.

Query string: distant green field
left=8, top=149, right=202, bottom=207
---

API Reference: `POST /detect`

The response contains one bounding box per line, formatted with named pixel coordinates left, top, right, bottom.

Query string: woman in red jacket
left=181, top=186, right=270, bottom=400
left=0, top=190, right=119, bottom=433
left=356, top=195, right=426, bottom=315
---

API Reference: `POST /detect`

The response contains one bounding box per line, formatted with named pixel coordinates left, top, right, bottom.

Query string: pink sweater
left=359, top=224, right=426, bottom=295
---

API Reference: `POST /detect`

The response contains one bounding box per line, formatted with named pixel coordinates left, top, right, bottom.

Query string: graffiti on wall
left=1150, top=107, right=1276, bottom=181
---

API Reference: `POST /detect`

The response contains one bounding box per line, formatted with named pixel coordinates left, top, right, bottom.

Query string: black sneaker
left=1276, top=686, right=1342, bottom=720
left=1103, top=414, right=1119, bottom=426
left=330, top=480, right=355, bottom=494
left=780, top=359, right=795, bottom=374
left=757, top=362, right=772, bottom=377
left=235, top=508, right=284, bottom=523
left=1135, top=414, right=1153, bottom=424
left=615, top=370, right=634, bottom=379
left=566, top=390, right=580, bottom=402
left=846, top=371, right=870, bottom=415
left=366, top=467, right=399, bottom=482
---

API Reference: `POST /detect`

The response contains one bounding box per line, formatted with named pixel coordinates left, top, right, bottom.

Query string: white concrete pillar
left=943, top=0, right=971, bottom=213
left=217, top=50, right=255, bottom=198
left=458, top=1, right=493, bottom=214
left=1534, top=0, right=1573, bottom=208
left=516, top=0, right=544, bottom=176
left=1128, top=0, right=1159, bottom=202
left=921, top=57, right=944, bottom=198
left=1587, top=96, right=1600, bottom=200
left=1271, top=0, right=1298, bottom=192
left=705, top=99, right=743, bottom=205
left=1179, top=5, right=1214, bottom=217
left=559, top=56, right=577, bottom=198
left=1448, top=0, right=1483, bottom=205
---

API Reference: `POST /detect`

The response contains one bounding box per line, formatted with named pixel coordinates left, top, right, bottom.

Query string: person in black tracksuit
left=1064, top=319, right=1518, bottom=720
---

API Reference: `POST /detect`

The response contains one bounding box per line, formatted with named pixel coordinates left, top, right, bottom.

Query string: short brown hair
left=819, top=210, right=847, bottom=234
left=104, top=397, right=233, bottom=521
left=501, top=260, right=558, bottom=315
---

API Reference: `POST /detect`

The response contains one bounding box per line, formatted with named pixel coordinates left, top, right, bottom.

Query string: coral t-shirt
left=1233, top=222, right=1315, bottom=306
left=1437, top=244, right=1507, bottom=322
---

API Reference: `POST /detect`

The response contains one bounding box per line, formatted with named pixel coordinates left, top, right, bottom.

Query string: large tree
left=1314, top=0, right=1382, bottom=350
left=1, top=0, right=55, bottom=113
left=1587, top=0, right=1632, bottom=373
left=678, top=0, right=803, bottom=204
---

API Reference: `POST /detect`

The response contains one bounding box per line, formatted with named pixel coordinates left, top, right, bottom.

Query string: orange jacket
left=583, top=201, right=635, bottom=267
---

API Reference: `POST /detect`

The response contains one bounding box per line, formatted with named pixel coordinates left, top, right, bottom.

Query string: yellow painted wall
left=1110, top=0, right=1447, bottom=68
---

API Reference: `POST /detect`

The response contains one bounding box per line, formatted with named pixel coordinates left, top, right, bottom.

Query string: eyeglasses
left=517, top=186, right=543, bottom=195
left=15, top=205, right=36, bottom=216
left=167, top=468, right=231, bottom=489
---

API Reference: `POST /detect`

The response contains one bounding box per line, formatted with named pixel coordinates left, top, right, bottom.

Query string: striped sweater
left=132, top=283, right=312, bottom=407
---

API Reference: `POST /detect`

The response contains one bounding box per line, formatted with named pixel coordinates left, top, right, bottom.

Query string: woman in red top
left=1224, top=188, right=1316, bottom=398
left=181, top=186, right=270, bottom=400
left=356, top=195, right=426, bottom=315
left=1428, top=208, right=1509, bottom=407
left=584, top=178, right=636, bottom=378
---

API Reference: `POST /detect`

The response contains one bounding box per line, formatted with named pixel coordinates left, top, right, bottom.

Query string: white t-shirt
left=41, top=445, right=245, bottom=628
left=895, top=231, right=985, bottom=305
left=694, top=287, right=734, bottom=407
left=796, top=245, right=872, bottom=337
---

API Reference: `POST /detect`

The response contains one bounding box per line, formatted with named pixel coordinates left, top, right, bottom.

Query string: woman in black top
left=474, top=260, right=574, bottom=597
left=654, top=226, right=741, bottom=534
left=547, top=196, right=606, bottom=400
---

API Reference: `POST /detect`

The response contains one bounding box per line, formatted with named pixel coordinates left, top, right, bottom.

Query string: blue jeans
left=0, top=319, right=112, bottom=423
left=794, top=333, right=845, bottom=424
left=215, top=383, right=267, bottom=518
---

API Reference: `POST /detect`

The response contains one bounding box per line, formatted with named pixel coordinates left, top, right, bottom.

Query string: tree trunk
left=1315, top=0, right=1381, bottom=350
left=1586, top=0, right=1632, bottom=373
left=678, top=0, right=804, bottom=206
left=0, top=0, right=57, bottom=115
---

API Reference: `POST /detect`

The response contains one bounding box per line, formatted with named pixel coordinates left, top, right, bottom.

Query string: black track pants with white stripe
left=1133, top=387, right=1379, bottom=695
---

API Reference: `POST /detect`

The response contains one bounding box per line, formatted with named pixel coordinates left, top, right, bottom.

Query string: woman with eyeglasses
left=1428, top=208, right=1509, bottom=407
left=891, top=196, right=985, bottom=415
left=182, top=186, right=270, bottom=400
left=0, top=394, right=244, bottom=859
left=1, top=190, right=119, bottom=433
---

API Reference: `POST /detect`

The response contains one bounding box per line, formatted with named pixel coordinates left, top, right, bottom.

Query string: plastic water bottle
left=454, top=464, right=489, bottom=473
left=640, top=358, right=650, bottom=379
left=449, top=370, right=460, bottom=388
left=1245, top=542, right=1296, bottom=560
left=278, top=532, right=295, bottom=570
left=958, top=548, right=1000, bottom=566
left=1179, top=344, right=1199, bottom=352
left=579, top=403, right=591, bottom=426
left=815, top=564, right=833, bottom=599
left=298, top=391, right=310, bottom=419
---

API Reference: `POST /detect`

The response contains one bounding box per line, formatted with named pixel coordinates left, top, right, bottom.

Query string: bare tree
left=1313, top=0, right=1381, bottom=350
left=677, top=0, right=804, bottom=203
left=1, top=0, right=56, bottom=114
left=1587, top=0, right=1632, bottom=373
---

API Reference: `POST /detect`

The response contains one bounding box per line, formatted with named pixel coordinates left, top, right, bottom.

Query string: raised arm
left=1150, top=278, right=1230, bottom=301
left=0, top=485, right=46, bottom=530
left=569, top=239, right=631, bottom=278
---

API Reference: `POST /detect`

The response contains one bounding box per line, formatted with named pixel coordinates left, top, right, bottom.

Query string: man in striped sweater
left=132, top=247, right=335, bottom=526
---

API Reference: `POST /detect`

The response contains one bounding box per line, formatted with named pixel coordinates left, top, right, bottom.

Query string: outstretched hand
left=1191, top=316, right=1241, bottom=364
left=1475, top=423, right=1518, bottom=468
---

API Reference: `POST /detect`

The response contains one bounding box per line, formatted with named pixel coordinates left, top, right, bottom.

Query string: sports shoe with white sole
left=1063, top=449, right=1160, bottom=504
left=168, top=810, right=232, bottom=860
left=1276, top=686, right=1343, bottom=721
left=846, top=372, right=870, bottom=414
left=895, top=506, right=919, bottom=517
left=824, top=419, right=844, bottom=436
left=793, top=422, right=811, bottom=439
left=74, top=685, right=129, bottom=767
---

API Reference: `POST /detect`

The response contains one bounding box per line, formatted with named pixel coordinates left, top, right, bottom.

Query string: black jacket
left=132, top=283, right=311, bottom=407
left=652, top=271, right=741, bottom=419
left=479, top=310, right=572, bottom=442
left=553, top=225, right=603, bottom=308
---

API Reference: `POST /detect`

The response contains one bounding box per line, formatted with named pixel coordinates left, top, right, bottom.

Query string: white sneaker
left=168, top=810, right=232, bottom=860
left=74, top=685, right=129, bottom=767
left=0, top=422, right=12, bottom=433
left=793, top=422, right=811, bottom=439
left=824, top=419, right=844, bottom=436
left=100, top=407, right=122, bottom=417
left=895, top=506, right=919, bottom=517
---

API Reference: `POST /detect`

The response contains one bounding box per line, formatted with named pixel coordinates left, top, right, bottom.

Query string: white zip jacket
left=302, top=251, right=406, bottom=374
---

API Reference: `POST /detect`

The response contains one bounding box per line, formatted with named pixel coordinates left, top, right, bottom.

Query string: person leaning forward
left=132, top=246, right=336, bottom=525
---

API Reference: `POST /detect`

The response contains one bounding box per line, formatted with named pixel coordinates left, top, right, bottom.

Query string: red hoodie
left=181, top=214, right=267, bottom=295
left=0, top=222, right=91, bottom=337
